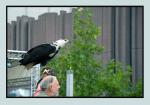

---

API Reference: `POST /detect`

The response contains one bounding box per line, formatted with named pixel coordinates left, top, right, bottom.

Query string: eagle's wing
left=20, top=44, right=56, bottom=65
left=40, top=48, right=60, bottom=66
left=27, top=44, right=52, bottom=53
left=30, top=44, right=55, bottom=54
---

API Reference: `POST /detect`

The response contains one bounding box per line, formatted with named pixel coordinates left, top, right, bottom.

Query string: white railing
left=7, top=50, right=27, bottom=60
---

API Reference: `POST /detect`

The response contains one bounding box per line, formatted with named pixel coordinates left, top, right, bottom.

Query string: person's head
left=40, top=75, right=60, bottom=96
left=42, top=67, right=56, bottom=78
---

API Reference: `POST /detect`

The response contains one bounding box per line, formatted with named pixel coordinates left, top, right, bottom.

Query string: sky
left=8, top=7, right=72, bottom=23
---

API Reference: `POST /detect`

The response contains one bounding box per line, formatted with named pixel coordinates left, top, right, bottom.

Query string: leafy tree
left=47, top=7, right=142, bottom=97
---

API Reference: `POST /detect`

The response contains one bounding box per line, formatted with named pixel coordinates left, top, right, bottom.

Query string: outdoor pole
left=66, top=70, right=73, bottom=96
left=30, top=64, right=41, bottom=96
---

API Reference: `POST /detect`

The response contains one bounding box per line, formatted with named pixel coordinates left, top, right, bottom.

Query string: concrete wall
left=92, top=7, right=143, bottom=84
left=7, top=65, right=30, bottom=79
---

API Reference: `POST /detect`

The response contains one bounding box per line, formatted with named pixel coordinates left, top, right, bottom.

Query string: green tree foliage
left=47, top=8, right=142, bottom=97
left=98, top=59, right=142, bottom=97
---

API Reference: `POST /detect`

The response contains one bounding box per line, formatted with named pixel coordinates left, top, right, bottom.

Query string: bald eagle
left=19, top=39, right=69, bottom=70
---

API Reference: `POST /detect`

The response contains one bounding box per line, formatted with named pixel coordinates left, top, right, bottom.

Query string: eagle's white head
left=52, top=39, right=69, bottom=50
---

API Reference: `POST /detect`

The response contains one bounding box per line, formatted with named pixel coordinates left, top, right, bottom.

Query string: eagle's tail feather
left=19, top=53, right=31, bottom=65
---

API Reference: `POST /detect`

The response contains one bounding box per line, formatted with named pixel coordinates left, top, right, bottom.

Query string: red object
left=33, top=84, right=41, bottom=96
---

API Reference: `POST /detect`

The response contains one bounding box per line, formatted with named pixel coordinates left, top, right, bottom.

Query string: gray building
left=7, top=7, right=143, bottom=86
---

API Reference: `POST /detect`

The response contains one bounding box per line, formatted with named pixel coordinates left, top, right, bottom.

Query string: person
left=37, top=75, right=60, bottom=96
left=33, top=67, right=56, bottom=96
